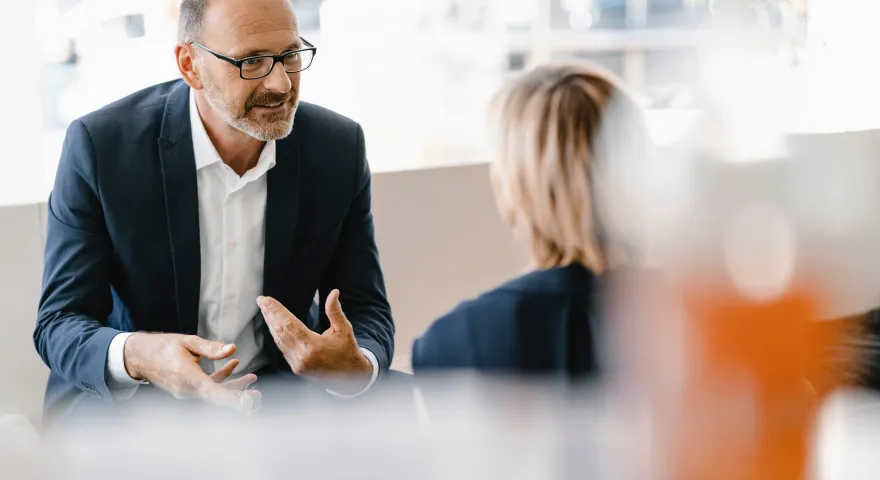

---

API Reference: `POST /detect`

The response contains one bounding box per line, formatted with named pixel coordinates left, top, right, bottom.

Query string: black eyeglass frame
left=189, top=38, right=317, bottom=80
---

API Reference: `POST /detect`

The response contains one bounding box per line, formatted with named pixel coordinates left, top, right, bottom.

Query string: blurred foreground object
left=598, top=5, right=880, bottom=477
left=601, top=127, right=880, bottom=478
left=22, top=376, right=880, bottom=480
left=680, top=278, right=845, bottom=478
left=605, top=272, right=856, bottom=479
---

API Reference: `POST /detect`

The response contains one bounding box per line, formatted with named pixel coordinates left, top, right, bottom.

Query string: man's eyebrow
left=233, top=43, right=304, bottom=58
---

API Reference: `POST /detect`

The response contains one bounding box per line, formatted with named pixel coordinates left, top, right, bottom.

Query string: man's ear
left=175, top=43, right=203, bottom=90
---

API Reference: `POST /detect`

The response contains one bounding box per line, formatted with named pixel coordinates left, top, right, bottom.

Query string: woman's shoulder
left=412, top=264, right=599, bottom=370
left=424, top=264, right=597, bottom=336
left=494, top=263, right=596, bottom=297
left=410, top=280, right=531, bottom=370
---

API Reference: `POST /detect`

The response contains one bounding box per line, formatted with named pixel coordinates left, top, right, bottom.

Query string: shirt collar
left=188, top=88, right=277, bottom=177
left=189, top=89, right=222, bottom=171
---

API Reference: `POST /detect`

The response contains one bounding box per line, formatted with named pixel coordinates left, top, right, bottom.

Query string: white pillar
left=804, top=0, right=880, bottom=132
left=314, top=0, right=442, bottom=171
left=314, top=0, right=504, bottom=171
left=0, top=1, right=49, bottom=206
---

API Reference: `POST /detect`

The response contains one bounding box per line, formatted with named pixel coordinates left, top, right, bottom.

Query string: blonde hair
left=488, top=63, right=648, bottom=274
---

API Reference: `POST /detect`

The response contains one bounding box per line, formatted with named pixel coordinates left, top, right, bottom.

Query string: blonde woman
left=411, top=63, right=648, bottom=376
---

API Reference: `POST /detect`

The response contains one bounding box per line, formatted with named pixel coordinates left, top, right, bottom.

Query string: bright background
left=8, top=0, right=878, bottom=207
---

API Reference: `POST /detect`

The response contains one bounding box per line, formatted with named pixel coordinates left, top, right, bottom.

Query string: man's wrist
left=106, top=332, right=147, bottom=387
left=357, top=349, right=373, bottom=374
left=360, top=347, right=379, bottom=384
left=326, top=348, right=379, bottom=398
left=122, top=333, right=145, bottom=381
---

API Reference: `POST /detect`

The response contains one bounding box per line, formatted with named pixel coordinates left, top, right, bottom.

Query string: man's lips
left=256, top=101, right=285, bottom=108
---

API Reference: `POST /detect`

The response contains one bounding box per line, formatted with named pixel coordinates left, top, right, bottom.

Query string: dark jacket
left=412, top=264, right=599, bottom=377
left=35, top=80, right=394, bottom=421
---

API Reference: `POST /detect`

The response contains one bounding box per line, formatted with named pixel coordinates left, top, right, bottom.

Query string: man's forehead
left=201, top=0, right=299, bottom=52
left=225, top=32, right=302, bottom=58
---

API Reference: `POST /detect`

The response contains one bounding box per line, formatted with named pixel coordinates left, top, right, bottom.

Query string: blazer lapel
left=262, top=132, right=301, bottom=299
left=260, top=132, right=300, bottom=370
left=157, top=82, right=201, bottom=335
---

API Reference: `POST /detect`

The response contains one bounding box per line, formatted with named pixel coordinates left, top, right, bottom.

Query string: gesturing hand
left=124, top=333, right=260, bottom=411
left=257, top=290, right=372, bottom=388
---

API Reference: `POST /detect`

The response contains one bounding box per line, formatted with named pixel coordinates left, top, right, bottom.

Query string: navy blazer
left=35, top=80, right=394, bottom=420
left=412, top=264, right=599, bottom=377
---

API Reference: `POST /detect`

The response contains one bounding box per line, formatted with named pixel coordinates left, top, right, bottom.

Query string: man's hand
left=124, top=333, right=260, bottom=411
left=257, top=290, right=372, bottom=390
left=209, top=358, right=258, bottom=390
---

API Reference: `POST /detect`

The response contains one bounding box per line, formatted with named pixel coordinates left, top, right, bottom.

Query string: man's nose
left=262, top=61, right=292, bottom=93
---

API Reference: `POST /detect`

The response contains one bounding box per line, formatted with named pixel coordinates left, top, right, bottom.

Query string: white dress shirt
left=105, top=90, right=378, bottom=399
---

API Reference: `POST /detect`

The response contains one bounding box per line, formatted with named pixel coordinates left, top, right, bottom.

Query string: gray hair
left=178, top=0, right=209, bottom=43
left=178, top=0, right=297, bottom=43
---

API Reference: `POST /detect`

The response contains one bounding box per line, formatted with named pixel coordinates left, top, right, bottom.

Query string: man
left=34, top=0, right=394, bottom=422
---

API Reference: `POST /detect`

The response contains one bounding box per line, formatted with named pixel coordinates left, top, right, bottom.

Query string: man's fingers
left=193, top=376, right=247, bottom=411
left=238, top=389, right=263, bottom=413
left=324, top=289, right=352, bottom=334
left=257, top=296, right=311, bottom=341
left=177, top=363, right=258, bottom=413
left=183, top=336, right=236, bottom=360
left=257, top=296, right=298, bottom=329
left=209, top=359, right=240, bottom=383
left=222, top=373, right=258, bottom=391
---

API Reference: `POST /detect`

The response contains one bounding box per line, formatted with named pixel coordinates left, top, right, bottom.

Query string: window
left=507, top=52, right=528, bottom=72
left=32, top=0, right=819, bottom=186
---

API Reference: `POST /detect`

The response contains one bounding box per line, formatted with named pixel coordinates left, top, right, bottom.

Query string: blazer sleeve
left=319, top=124, right=395, bottom=373
left=33, top=119, right=122, bottom=401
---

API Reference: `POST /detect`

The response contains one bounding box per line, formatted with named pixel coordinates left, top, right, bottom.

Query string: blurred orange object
left=664, top=277, right=854, bottom=480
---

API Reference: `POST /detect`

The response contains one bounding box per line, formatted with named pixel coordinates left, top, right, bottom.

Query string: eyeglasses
left=189, top=38, right=317, bottom=80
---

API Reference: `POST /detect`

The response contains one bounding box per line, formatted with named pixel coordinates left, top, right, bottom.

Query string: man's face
left=196, top=0, right=302, bottom=141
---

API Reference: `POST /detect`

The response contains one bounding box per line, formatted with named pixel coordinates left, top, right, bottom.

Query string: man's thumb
left=325, top=289, right=350, bottom=331
left=185, top=336, right=236, bottom=360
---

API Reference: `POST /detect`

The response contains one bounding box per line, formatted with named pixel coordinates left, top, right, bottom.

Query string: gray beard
left=202, top=85, right=297, bottom=141
left=228, top=106, right=297, bottom=141
left=227, top=108, right=296, bottom=142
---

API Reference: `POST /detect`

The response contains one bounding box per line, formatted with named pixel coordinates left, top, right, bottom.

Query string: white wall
left=372, top=164, right=527, bottom=370
left=0, top=1, right=50, bottom=206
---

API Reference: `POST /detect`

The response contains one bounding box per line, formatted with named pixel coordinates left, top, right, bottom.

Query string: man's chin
left=234, top=117, right=295, bottom=142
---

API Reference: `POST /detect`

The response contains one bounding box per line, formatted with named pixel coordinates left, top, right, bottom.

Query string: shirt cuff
left=105, top=332, right=148, bottom=401
left=326, top=347, right=380, bottom=398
